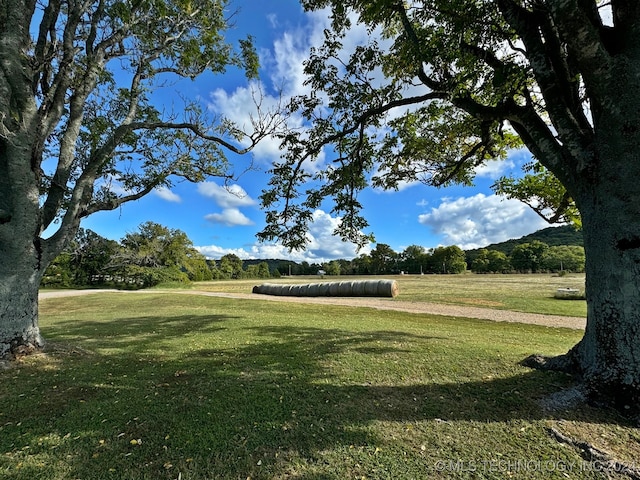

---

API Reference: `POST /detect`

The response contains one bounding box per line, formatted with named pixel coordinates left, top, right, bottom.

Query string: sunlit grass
left=197, top=273, right=587, bottom=317
left=0, top=291, right=633, bottom=480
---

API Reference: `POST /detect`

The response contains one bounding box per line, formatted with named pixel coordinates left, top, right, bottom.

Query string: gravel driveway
left=40, top=289, right=585, bottom=330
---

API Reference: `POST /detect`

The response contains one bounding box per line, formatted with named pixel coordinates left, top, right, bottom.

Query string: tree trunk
left=0, top=253, right=45, bottom=357
left=569, top=189, right=640, bottom=408
left=557, top=101, right=640, bottom=408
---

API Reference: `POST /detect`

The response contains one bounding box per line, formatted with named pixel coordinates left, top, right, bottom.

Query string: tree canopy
left=258, top=0, right=625, bottom=248
left=1, top=0, right=279, bottom=268
left=257, top=1, right=640, bottom=408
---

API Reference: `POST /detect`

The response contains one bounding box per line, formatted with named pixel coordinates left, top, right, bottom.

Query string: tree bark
left=0, top=83, right=47, bottom=356
left=0, top=252, right=45, bottom=357
left=550, top=91, right=640, bottom=408
left=570, top=186, right=640, bottom=407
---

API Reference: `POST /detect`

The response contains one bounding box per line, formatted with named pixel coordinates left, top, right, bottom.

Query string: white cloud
left=153, top=186, right=181, bottom=203
left=266, top=13, right=278, bottom=29
left=204, top=208, right=254, bottom=227
left=197, top=243, right=309, bottom=262
left=474, top=158, right=515, bottom=179
left=198, top=182, right=256, bottom=227
left=197, top=182, right=255, bottom=208
left=207, top=82, right=289, bottom=162
left=269, top=30, right=314, bottom=97
left=195, top=245, right=256, bottom=260
left=207, top=7, right=390, bottom=173
left=418, top=193, right=548, bottom=249
left=196, top=209, right=371, bottom=262
left=305, top=209, right=372, bottom=260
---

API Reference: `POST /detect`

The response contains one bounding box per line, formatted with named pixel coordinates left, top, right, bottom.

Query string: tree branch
left=394, top=2, right=515, bottom=126
left=81, top=183, right=157, bottom=217
left=496, top=0, right=593, bottom=177
left=275, top=90, right=445, bottom=225
left=506, top=102, right=573, bottom=185
left=391, top=2, right=446, bottom=93
left=32, top=0, right=61, bottom=97
left=40, top=2, right=160, bottom=231
left=546, top=0, right=612, bottom=79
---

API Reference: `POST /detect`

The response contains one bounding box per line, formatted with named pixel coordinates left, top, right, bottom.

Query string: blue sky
left=81, top=0, right=550, bottom=263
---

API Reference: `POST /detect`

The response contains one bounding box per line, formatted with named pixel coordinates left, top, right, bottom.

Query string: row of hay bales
left=252, top=279, right=399, bottom=298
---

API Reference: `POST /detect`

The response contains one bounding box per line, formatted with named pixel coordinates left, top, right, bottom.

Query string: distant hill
left=466, top=225, right=583, bottom=258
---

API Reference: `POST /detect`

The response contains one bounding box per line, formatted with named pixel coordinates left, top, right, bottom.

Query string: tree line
left=42, top=222, right=585, bottom=289
left=279, top=241, right=584, bottom=277
left=41, top=221, right=273, bottom=289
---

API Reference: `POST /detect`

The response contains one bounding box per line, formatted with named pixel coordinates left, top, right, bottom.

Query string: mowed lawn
left=1, top=277, right=637, bottom=479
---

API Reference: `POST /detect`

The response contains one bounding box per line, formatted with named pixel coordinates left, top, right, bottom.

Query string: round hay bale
left=317, top=282, right=331, bottom=296
left=333, top=281, right=347, bottom=296
left=361, top=279, right=399, bottom=297
left=268, top=284, right=286, bottom=295
left=387, top=279, right=399, bottom=298
left=306, top=283, right=321, bottom=296
left=328, top=282, right=341, bottom=296
left=301, top=284, right=316, bottom=296
left=271, top=284, right=287, bottom=295
left=363, top=280, right=379, bottom=296
left=351, top=281, right=366, bottom=296
left=288, top=284, right=301, bottom=296
left=252, top=283, right=269, bottom=294
left=252, top=279, right=399, bottom=297
left=253, top=283, right=295, bottom=296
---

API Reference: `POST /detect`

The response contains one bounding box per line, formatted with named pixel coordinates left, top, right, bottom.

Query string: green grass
left=197, top=273, right=588, bottom=317
left=1, top=290, right=635, bottom=479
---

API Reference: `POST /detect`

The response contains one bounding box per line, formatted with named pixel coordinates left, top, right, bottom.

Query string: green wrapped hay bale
left=252, top=279, right=399, bottom=298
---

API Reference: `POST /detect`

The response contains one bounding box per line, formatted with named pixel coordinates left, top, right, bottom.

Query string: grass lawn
left=1, top=288, right=636, bottom=479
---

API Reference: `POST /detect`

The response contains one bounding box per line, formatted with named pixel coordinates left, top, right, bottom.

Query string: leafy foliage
left=542, top=245, right=586, bottom=273
left=42, top=223, right=289, bottom=287
left=116, top=222, right=212, bottom=285
left=258, top=0, right=625, bottom=251
left=509, top=240, right=549, bottom=273
left=494, top=165, right=581, bottom=227
left=471, top=249, right=511, bottom=274
left=1, top=0, right=281, bottom=269
left=41, top=229, right=119, bottom=287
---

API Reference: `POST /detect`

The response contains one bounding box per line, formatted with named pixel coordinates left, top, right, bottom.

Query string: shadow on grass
left=44, top=313, right=233, bottom=353
left=0, top=312, right=624, bottom=480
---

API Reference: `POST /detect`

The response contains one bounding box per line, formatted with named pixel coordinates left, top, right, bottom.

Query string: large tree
left=0, top=0, right=278, bottom=355
left=116, top=221, right=212, bottom=284
left=260, top=1, right=640, bottom=407
left=65, top=228, right=120, bottom=285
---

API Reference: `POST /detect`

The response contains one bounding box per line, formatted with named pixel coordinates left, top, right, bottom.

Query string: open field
left=2, top=285, right=637, bottom=479
left=195, top=273, right=588, bottom=318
